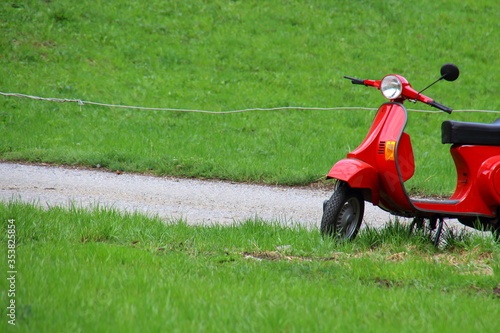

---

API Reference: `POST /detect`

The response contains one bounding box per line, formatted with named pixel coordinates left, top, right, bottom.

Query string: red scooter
left=321, top=64, right=500, bottom=244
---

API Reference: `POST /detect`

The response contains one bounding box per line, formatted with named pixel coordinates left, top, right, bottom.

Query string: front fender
left=327, top=159, right=379, bottom=204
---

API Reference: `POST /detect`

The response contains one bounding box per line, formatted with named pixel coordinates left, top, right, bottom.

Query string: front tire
left=321, top=181, right=365, bottom=240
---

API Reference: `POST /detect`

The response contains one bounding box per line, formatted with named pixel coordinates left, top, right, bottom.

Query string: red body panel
left=328, top=101, right=500, bottom=219
left=329, top=103, right=416, bottom=213
left=413, top=145, right=500, bottom=216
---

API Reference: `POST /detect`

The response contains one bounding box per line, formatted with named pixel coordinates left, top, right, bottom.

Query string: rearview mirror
left=441, top=63, right=460, bottom=81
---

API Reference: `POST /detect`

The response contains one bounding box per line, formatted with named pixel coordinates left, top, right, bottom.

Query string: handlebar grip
left=343, top=76, right=365, bottom=85
left=428, top=101, right=453, bottom=114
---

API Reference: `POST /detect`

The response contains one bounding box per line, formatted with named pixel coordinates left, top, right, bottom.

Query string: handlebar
left=343, top=76, right=365, bottom=85
left=343, top=75, right=453, bottom=114
left=427, top=101, right=453, bottom=114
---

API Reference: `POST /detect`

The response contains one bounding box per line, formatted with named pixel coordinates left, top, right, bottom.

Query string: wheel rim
left=337, top=197, right=361, bottom=238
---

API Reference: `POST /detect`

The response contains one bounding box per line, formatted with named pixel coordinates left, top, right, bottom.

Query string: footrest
left=411, top=198, right=459, bottom=205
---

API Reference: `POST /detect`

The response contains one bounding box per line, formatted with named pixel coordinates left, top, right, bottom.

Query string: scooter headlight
left=381, top=75, right=403, bottom=100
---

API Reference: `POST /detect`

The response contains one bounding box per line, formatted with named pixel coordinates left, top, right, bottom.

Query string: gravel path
left=0, top=162, right=405, bottom=228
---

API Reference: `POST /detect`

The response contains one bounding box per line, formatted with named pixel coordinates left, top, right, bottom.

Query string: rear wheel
left=321, top=181, right=365, bottom=240
left=459, top=217, right=500, bottom=243
left=492, top=226, right=500, bottom=242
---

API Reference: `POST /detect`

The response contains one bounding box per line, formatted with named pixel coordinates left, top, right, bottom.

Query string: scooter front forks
left=409, top=217, right=445, bottom=247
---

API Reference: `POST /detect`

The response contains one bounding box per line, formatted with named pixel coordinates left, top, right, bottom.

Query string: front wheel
left=321, top=181, right=365, bottom=240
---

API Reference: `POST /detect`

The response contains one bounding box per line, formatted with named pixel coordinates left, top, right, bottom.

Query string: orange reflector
left=385, top=141, right=396, bottom=160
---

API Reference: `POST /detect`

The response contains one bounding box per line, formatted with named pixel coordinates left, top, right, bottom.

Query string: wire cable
left=1, top=91, right=498, bottom=114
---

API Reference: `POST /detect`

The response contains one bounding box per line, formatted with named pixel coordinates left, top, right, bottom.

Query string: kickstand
left=409, top=217, right=444, bottom=248
left=409, top=217, right=424, bottom=236
left=433, top=218, right=445, bottom=248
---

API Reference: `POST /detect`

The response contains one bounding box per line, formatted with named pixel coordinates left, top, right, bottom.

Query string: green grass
left=1, top=0, right=499, bottom=193
left=1, top=201, right=499, bottom=332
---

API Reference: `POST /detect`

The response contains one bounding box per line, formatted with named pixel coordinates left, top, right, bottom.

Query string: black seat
left=442, top=118, right=500, bottom=146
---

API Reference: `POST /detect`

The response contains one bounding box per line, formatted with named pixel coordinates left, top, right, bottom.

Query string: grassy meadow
left=1, top=2, right=500, bottom=331
left=1, top=201, right=499, bottom=332
left=0, top=0, right=499, bottom=193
